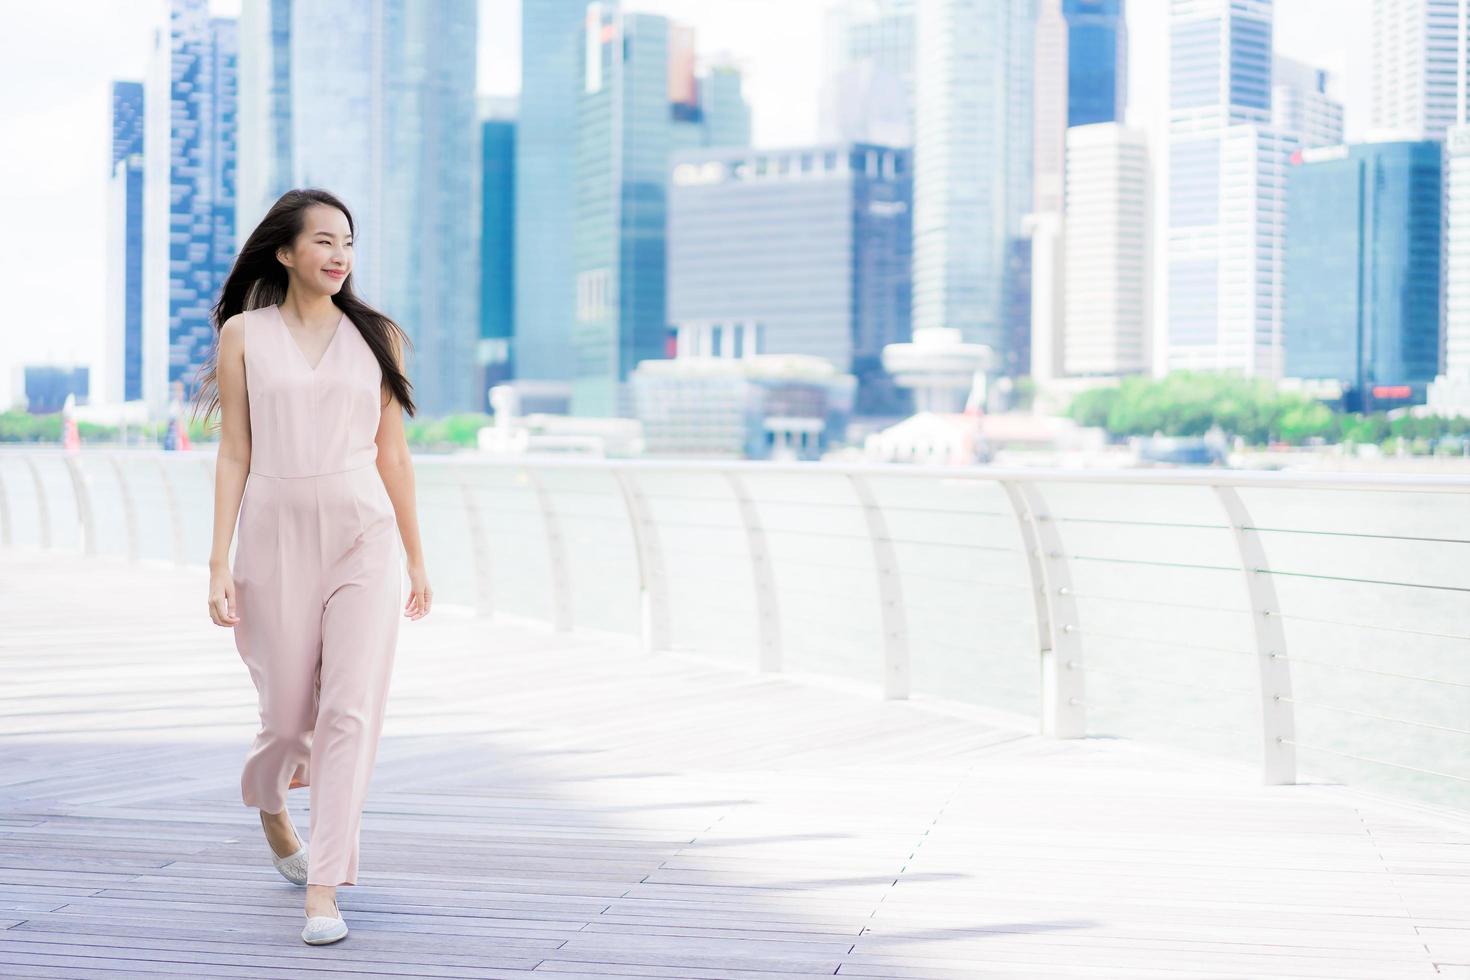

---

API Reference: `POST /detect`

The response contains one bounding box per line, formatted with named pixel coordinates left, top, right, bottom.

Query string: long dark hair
left=192, top=188, right=417, bottom=426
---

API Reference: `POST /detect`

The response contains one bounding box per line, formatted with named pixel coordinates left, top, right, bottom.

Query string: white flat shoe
left=261, top=811, right=308, bottom=886
left=302, top=897, right=348, bottom=945
left=271, top=842, right=309, bottom=886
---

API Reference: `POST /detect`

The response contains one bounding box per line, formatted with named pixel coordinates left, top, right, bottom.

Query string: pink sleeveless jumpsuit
left=231, top=302, right=403, bottom=887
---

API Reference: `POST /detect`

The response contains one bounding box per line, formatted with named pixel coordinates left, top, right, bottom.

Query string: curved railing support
left=723, top=471, right=782, bottom=673
left=23, top=456, right=52, bottom=550
left=62, top=455, right=97, bottom=556
left=459, top=473, right=496, bottom=617
left=1213, top=485, right=1297, bottom=785
left=1004, top=479, right=1086, bottom=739
left=847, top=472, right=909, bottom=700
left=523, top=467, right=572, bottom=632
left=612, top=468, right=671, bottom=655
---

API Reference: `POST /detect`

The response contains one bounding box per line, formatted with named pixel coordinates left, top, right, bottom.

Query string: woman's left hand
left=405, top=562, right=432, bottom=620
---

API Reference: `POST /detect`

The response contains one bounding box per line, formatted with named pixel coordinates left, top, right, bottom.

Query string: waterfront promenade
left=1, top=550, right=1467, bottom=978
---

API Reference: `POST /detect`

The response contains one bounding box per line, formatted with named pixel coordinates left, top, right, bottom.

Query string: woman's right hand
left=209, top=565, right=240, bottom=626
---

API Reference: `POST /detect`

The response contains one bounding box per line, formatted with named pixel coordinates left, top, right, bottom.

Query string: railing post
left=846, top=472, right=908, bottom=700
left=62, top=455, right=97, bottom=556
left=23, top=456, right=52, bottom=550
left=612, top=467, right=671, bottom=655
left=523, top=467, right=573, bottom=632
left=0, top=453, right=12, bottom=548
left=723, top=471, right=782, bottom=673
left=110, top=455, right=141, bottom=562
left=1003, top=480, right=1086, bottom=739
left=1212, top=485, right=1297, bottom=785
left=458, top=472, right=496, bottom=617
left=156, top=456, right=188, bottom=565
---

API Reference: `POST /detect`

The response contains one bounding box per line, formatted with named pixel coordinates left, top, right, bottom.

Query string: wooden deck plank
left=0, top=551, right=1467, bottom=978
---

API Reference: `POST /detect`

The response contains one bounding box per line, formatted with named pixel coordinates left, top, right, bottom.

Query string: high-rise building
left=1065, top=0, right=1127, bottom=127
left=480, top=97, right=516, bottom=408
left=143, top=1, right=236, bottom=415
left=572, top=5, right=751, bottom=417
left=1285, top=141, right=1441, bottom=410
left=235, top=0, right=482, bottom=415
left=516, top=0, right=587, bottom=387
left=235, top=0, right=291, bottom=230
left=1371, top=0, right=1462, bottom=140
left=1166, top=0, right=1294, bottom=378
left=1273, top=56, right=1344, bottom=149
left=819, top=0, right=916, bottom=147
left=1430, top=127, right=1470, bottom=413
left=1427, top=11, right=1470, bottom=415
left=1063, top=123, right=1150, bottom=376
left=1033, top=0, right=1070, bottom=216
left=105, top=81, right=146, bottom=406
left=668, top=143, right=913, bottom=416
left=913, top=0, right=1035, bottom=365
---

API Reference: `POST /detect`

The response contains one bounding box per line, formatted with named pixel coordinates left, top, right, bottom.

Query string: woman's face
left=278, top=204, right=353, bottom=295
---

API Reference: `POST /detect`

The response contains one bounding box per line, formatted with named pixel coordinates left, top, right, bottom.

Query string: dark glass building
left=1064, top=0, right=1127, bottom=126
left=480, top=107, right=515, bottom=405
left=1285, top=141, right=1442, bottom=410
left=668, top=144, right=913, bottom=416
left=109, top=80, right=146, bottom=404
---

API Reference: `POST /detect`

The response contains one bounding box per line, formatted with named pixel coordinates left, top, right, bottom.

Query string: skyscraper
left=234, top=0, right=482, bottom=416
left=1372, top=0, right=1462, bottom=140
left=105, top=81, right=146, bottom=406
left=480, top=97, right=517, bottom=405
left=1273, top=56, right=1344, bottom=149
left=1285, top=141, right=1442, bottom=410
left=668, top=143, right=913, bottom=415
left=913, top=0, right=1035, bottom=364
left=1064, top=0, right=1127, bottom=127
left=820, top=0, right=917, bottom=147
left=143, top=1, right=237, bottom=415
left=572, top=5, right=751, bottom=417
left=1064, top=124, right=1150, bottom=376
left=1166, top=0, right=1294, bottom=378
left=516, top=0, right=588, bottom=386
left=1426, top=11, right=1470, bottom=414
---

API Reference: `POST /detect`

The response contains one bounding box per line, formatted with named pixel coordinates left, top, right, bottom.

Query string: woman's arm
left=208, top=315, right=250, bottom=626
left=375, top=337, right=430, bottom=619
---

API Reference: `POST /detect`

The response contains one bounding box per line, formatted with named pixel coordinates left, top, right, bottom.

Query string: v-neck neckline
left=273, top=303, right=346, bottom=373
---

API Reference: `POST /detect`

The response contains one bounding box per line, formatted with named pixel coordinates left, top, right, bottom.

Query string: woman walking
left=195, top=188, right=432, bottom=945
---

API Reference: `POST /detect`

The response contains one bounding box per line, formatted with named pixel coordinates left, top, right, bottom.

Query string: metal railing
left=3, top=446, right=1467, bottom=811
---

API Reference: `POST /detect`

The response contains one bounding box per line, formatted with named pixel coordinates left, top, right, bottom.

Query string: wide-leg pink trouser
left=232, top=463, right=402, bottom=886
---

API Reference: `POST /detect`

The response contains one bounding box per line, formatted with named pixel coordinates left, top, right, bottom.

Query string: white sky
left=0, top=0, right=1372, bottom=408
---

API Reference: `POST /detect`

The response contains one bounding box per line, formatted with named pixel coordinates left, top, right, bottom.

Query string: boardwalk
left=0, top=552, right=1468, bottom=979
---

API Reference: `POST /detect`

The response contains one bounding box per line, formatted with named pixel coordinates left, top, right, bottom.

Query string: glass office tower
left=1064, top=0, right=1127, bottom=127
left=913, top=0, right=1034, bottom=362
left=668, top=144, right=913, bottom=416
left=234, top=0, right=482, bottom=415
left=106, top=80, right=146, bottom=405
left=1167, top=0, right=1294, bottom=378
left=143, top=0, right=236, bottom=415
left=1285, top=141, right=1442, bottom=410
left=573, top=5, right=751, bottom=417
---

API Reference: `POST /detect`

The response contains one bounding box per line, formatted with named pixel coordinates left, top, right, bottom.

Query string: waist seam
left=249, top=461, right=378, bottom=480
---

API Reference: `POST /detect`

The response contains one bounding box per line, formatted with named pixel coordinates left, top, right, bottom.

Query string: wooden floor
left=0, top=553, right=1468, bottom=979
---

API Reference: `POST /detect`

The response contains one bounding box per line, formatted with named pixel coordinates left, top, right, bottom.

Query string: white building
left=1166, top=0, right=1295, bottom=378
left=1272, top=56, right=1344, bottom=149
left=912, top=0, right=1033, bottom=360
left=1064, top=124, right=1150, bottom=377
left=1371, top=0, right=1462, bottom=140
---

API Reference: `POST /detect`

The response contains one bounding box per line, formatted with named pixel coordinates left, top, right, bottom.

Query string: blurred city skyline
left=1, top=0, right=1371, bottom=410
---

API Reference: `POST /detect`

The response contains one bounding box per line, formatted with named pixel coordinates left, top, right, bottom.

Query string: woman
left=194, top=188, right=432, bottom=946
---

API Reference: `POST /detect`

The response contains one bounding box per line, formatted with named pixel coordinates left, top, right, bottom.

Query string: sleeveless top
left=244, top=303, right=384, bottom=478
